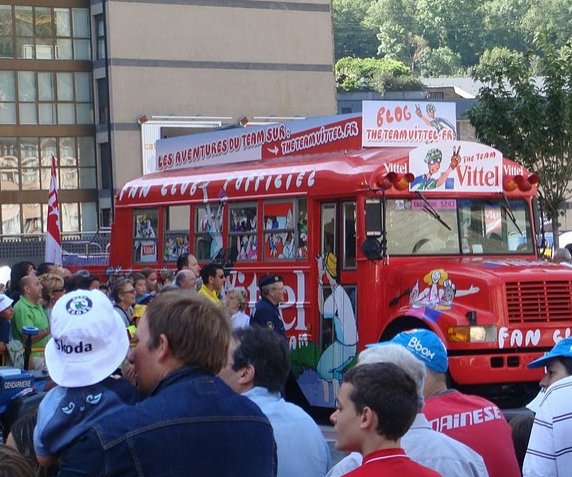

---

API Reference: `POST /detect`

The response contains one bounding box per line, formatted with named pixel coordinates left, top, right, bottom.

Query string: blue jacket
left=251, top=297, right=286, bottom=336
left=57, top=367, right=277, bottom=476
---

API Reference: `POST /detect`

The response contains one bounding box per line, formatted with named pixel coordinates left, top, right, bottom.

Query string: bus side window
left=133, top=209, right=158, bottom=263
left=263, top=199, right=306, bottom=260
left=163, top=205, right=190, bottom=262
left=195, top=203, right=224, bottom=261
left=229, top=203, right=258, bottom=262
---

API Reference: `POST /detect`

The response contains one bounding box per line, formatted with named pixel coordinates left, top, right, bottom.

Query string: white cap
left=45, top=289, right=129, bottom=388
left=0, top=294, right=13, bottom=313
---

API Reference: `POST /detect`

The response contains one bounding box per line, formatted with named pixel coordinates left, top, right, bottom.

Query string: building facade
left=0, top=0, right=336, bottom=251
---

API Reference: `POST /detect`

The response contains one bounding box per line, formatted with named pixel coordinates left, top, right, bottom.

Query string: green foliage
left=417, top=47, right=463, bottom=77
left=471, top=47, right=528, bottom=78
left=335, top=57, right=420, bottom=93
left=332, top=0, right=572, bottom=77
left=332, top=0, right=378, bottom=59
left=469, top=36, right=572, bottom=243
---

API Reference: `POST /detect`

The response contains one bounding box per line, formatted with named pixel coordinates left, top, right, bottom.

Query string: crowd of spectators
left=0, top=256, right=569, bottom=476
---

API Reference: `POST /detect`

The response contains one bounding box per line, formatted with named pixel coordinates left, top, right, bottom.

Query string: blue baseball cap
left=528, top=338, right=572, bottom=369
left=388, top=329, right=448, bottom=373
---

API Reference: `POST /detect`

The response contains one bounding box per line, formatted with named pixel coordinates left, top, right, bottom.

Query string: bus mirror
left=365, top=199, right=383, bottom=236
left=361, top=237, right=383, bottom=261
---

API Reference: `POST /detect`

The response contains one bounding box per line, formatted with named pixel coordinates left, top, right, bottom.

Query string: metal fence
left=0, top=230, right=111, bottom=268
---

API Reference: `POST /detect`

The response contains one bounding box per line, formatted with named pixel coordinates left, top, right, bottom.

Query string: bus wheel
left=379, top=317, right=430, bottom=342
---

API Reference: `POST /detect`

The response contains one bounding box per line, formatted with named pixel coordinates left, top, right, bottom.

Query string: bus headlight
left=448, top=326, right=498, bottom=343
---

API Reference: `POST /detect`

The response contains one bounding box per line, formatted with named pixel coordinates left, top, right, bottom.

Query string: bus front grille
left=506, top=281, right=572, bottom=323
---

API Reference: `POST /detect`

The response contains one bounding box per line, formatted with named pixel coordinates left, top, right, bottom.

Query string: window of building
left=0, top=5, right=14, bottom=58
left=0, top=71, right=16, bottom=123
left=164, top=205, right=190, bottom=261
left=97, top=78, right=109, bottom=123
left=95, top=14, right=105, bottom=60
left=0, top=136, right=96, bottom=192
left=0, top=71, right=93, bottom=125
left=4, top=6, right=91, bottom=60
left=427, top=91, right=445, bottom=100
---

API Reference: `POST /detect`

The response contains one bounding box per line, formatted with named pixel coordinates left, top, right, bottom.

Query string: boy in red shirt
left=330, top=362, right=440, bottom=477
left=390, top=329, right=519, bottom=477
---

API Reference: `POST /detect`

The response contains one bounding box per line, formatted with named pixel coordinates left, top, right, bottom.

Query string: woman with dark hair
left=8, top=262, right=36, bottom=303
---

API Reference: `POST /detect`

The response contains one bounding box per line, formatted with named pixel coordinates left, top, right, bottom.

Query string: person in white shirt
left=523, top=338, right=572, bottom=477
left=224, top=288, right=250, bottom=329
left=219, top=326, right=330, bottom=477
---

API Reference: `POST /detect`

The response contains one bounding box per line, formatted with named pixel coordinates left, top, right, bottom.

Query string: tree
left=417, top=47, right=463, bottom=77
left=469, top=36, right=572, bottom=245
left=332, top=0, right=378, bottom=60
left=471, top=47, right=529, bottom=78
left=416, top=0, right=486, bottom=67
left=335, top=57, right=422, bottom=93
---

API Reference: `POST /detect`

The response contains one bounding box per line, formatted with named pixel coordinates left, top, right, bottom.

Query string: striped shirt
left=523, top=374, right=572, bottom=477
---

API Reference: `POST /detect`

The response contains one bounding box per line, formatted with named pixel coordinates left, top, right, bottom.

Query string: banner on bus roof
left=362, top=101, right=457, bottom=148
left=154, top=114, right=361, bottom=172
left=408, top=141, right=503, bottom=193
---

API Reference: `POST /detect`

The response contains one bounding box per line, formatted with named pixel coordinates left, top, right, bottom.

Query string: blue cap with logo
left=527, top=337, right=572, bottom=369
left=388, top=329, right=448, bottom=373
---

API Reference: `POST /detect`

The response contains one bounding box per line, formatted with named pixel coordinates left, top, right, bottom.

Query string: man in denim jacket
left=57, top=291, right=277, bottom=476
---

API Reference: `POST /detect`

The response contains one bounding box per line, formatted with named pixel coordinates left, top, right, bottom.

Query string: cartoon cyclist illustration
left=411, top=146, right=461, bottom=191
left=316, top=253, right=358, bottom=402
left=415, top=103, right=457, bottom=135
left=410, top=268, right=479, bottom=309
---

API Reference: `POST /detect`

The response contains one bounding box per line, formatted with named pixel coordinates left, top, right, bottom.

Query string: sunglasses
left=52, top=288, right=65, bottom=293
left=426, top=158, right=442, bottom=165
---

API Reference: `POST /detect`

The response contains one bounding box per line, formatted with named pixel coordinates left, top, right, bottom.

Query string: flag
left=45, top=154, right=62, bottom=265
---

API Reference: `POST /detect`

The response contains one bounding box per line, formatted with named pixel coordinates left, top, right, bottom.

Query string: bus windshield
left=385, top=198, right=534, bottom=255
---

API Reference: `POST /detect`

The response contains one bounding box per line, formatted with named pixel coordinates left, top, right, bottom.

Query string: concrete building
left=0, top=0, right=336, bottom=254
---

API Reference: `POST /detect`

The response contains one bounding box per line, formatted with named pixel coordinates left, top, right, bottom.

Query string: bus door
left=316, top=201, right=358, bottom=402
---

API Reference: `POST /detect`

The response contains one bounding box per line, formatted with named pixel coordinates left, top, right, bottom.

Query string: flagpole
left=45, top=154, right=63, bottom=265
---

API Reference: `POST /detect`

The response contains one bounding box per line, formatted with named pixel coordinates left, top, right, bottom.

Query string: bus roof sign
left=155, top=114, right=361, bottom=173
left=409, top=142, right=503, bottom=193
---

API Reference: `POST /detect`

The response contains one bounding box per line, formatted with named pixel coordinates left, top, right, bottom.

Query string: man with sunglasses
left=198, top=263, right=225, bottom=304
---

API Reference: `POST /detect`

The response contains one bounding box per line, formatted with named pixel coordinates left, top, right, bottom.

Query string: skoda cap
left=45, top=289, right=129, bottom=387
left=528, top=337, right=572, bottom=369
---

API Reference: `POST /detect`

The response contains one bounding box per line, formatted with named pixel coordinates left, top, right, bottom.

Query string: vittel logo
left=55, top=339, right=93, bottom=354
left=407, top=337, right=435, bottom=359
left=4, top=379, right=32, bottom=389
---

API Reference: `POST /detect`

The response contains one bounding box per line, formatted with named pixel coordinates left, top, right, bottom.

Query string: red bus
left=71, top=111, right=572, bottom=408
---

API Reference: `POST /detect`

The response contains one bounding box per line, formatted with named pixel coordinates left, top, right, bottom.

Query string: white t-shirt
left=523, top=374, right=572, bottom=477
